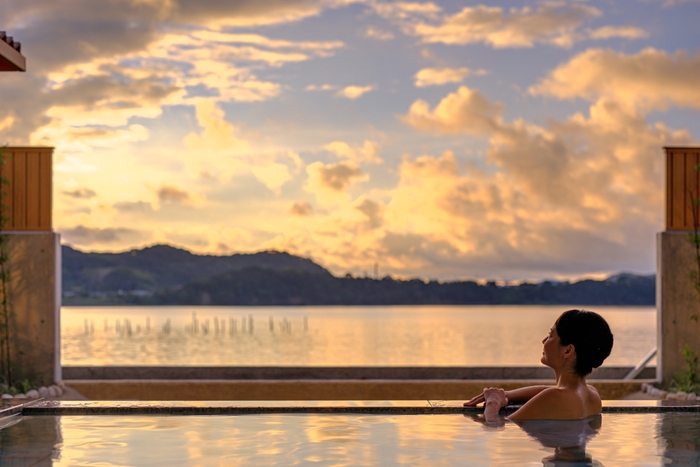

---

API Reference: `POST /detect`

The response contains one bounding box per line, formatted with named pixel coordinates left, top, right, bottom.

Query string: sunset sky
left=1, top=0, right=699, bottom=281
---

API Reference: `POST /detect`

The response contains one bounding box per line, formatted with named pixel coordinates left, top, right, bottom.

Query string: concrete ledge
left=20, top=399, right=700, bottom=416
left=65, top=379, right=648, bottom=401
left=62, top=366, right=656, bottom=380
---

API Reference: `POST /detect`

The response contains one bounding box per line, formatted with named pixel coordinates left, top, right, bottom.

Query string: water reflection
left=2, top=412, right=700, bottom=466
left=516, top=416, right=603, bottom=467
left=660, top=412, right=700, bottom=465
left=0, top=415, right=61, bottom=466
left=463, top=413, right=604, bottom=466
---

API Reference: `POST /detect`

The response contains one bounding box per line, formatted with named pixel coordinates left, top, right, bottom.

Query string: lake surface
left=61, top=305, right=656, bottom=367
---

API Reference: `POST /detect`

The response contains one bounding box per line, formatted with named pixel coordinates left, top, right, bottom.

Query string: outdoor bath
left=1, top=400, right=699, bottom=466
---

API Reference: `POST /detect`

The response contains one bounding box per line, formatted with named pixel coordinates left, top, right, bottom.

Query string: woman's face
left=541, top=324, right=566, bottom=368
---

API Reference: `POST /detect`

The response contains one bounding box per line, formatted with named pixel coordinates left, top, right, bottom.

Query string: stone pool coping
left=4, top=399, right=700, bottom=417
left=63, top=379, right=651, bottom=401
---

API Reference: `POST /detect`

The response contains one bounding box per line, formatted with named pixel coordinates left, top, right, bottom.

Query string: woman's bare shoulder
left=585, top=384, right=603, bottom=412
left=508, top=387, right=584, bottom=421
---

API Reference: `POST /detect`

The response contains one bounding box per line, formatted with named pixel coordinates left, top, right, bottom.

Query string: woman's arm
left=504, top=385, right=551, bottom=402
left=464, top=385, right=551, bottom=406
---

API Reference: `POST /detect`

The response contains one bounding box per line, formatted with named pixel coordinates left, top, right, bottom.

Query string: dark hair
left=555, top=309, right=614, bottom=377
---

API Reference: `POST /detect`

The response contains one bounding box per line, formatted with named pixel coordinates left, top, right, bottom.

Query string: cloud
left=141, top=34, right=284, bottom=102
left=401, top=86, right=504, bottom=135
left=290, top=201, right=313, bottom=216
left=192, top=31, right=344, bottom=53
left=181, top=100, right=300, bottom=191
left=169, top=0, right=336, bottom=28
left=371, top=2, right=442, bottom=21
left=164, top=231, right=210, bottom=248
left=324, top=140, right=382, bottom=164
left=54, top=156, right=99, bottom=173
left=182, top=101, right=253, bottom=179
left=363, top=26, right=394, bottom=40
left=157, top=185, right=199, bottom=205
left=355, top=197, right=384, bottom=228
left=337, top=85, right=375, bottom=99
left=384, top=75, right=696, bottom=278
left=113, top=201, right=155, bottom=213
left=0, top=115, right=15, bottom=132
left=306, top=84, right=338, bottom=91
left=156, top=184, right=206, bottom=208
left=414, top=67, right=471, bottom=87
left=406, top=4, right=602, bottom=48
left=60, top=225, right=151, bottom=246
left=251, top=161, right=293, bottom=193
left=35, top=69, right=181, bottom=134
left=659, top=0, right=700, bottom=7
left=588, top=26, right=648, bottom=40
left=305, top=161, right=368, bottom=200
left=1, top=1, right=341, bottom=148
left=530, top=48, right=700, bottom=112
left=62, top=188, right=96, bottom=199
left=33, top=124, right=150, bottom=152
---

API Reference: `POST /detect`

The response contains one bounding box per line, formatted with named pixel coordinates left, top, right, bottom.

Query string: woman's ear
left=563, top=344, right=575, bottom=359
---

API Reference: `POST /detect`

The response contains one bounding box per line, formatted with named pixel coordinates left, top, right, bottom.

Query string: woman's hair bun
left=556, top=309, right=613, bottom=377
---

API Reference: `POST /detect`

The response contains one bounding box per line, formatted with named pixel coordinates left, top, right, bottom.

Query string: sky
left=1, top=0, right=699, bottom=281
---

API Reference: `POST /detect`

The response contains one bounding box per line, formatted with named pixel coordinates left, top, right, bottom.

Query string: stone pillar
left=5, top=232, right=61, bottom=386
left=658, top=232, right=700, bottom=385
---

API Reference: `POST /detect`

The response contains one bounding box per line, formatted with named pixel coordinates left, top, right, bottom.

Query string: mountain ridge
left=62, top=244, right=655, bottom=306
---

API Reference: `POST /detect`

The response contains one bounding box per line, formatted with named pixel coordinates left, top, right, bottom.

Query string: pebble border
left=1, top=381, right=65, bottom=401
left=640, top=382, right=698, bottom=400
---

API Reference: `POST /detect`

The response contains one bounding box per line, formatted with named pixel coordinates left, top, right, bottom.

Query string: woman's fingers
left=464, top=388, right=507, bottom=406
left=464, top=392, right=485, bottom=406
left=465, top=387, right=509, bottom=408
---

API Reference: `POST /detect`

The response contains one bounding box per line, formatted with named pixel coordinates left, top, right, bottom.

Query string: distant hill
left=61, top=244, right=656, bottom=306
left=146, top=268, right=655, bottom=306
left=62, top=244, right=331, bottom=303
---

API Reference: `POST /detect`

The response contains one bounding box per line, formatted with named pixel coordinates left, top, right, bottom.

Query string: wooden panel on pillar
left=0, top=147, right=53, bottom=231
left=665, top=147, right=700, bottom=231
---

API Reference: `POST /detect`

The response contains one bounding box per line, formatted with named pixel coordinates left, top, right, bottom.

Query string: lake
left=61, top=305, right=656, bottom=367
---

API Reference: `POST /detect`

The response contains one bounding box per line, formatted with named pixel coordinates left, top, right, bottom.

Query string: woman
left=465, top=309, right=614, bottom=421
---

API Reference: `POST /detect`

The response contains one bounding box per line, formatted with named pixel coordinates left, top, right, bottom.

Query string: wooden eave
left=0, top=37, right=26, bottom=71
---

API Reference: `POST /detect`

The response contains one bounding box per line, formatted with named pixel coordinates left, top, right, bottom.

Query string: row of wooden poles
left=83, top=312, right=309, bottom=336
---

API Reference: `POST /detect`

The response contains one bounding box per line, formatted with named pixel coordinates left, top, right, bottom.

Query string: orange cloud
left=304, top=161, right=369, bottom=204
left=182, top=101, right=252, bottom=179
left=530, top=48, right=700, bottom=112
left=414, top=67, right=471, bottom=87
left=290, top=201, right=313, bottom=216
left=157, top=185, right=206, bottom=207
left=408, top=4, right=601, bottom=48
left=588, top=26, right=648, bottom=40
left=324, top=140, right=382, bottom=164
left=363, top=26, right=394, bottom=41
left=157, top=185, right=190, bottom=204
left=337, top=85, right=375, bottom=99
left=401, top=86, right=504, bottom=135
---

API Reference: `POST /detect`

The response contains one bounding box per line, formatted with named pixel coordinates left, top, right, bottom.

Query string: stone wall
left=5, top=232, right=60, bottom=386
left=658, top=231, right=700, bottom=384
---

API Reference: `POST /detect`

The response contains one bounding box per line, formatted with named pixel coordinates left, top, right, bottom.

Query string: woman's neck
left=554, top=367, right=585, bottom=389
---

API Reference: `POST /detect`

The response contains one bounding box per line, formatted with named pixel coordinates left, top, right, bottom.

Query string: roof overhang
left=0, top=35, right=26, bottom=72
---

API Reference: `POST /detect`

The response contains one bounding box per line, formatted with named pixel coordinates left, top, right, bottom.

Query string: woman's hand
left=464, top=391, right=485, bottom=407
left=482, top=387, right=508, bottom=422
left=465, top=387, right=509, bottom=407
left=483, top=387, right=508, bottom=410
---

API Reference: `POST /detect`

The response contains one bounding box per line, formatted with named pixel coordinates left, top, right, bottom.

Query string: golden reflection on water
left=61, top=305, right=655, bottom=366
left=1, top=413, right=691, bottom=466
